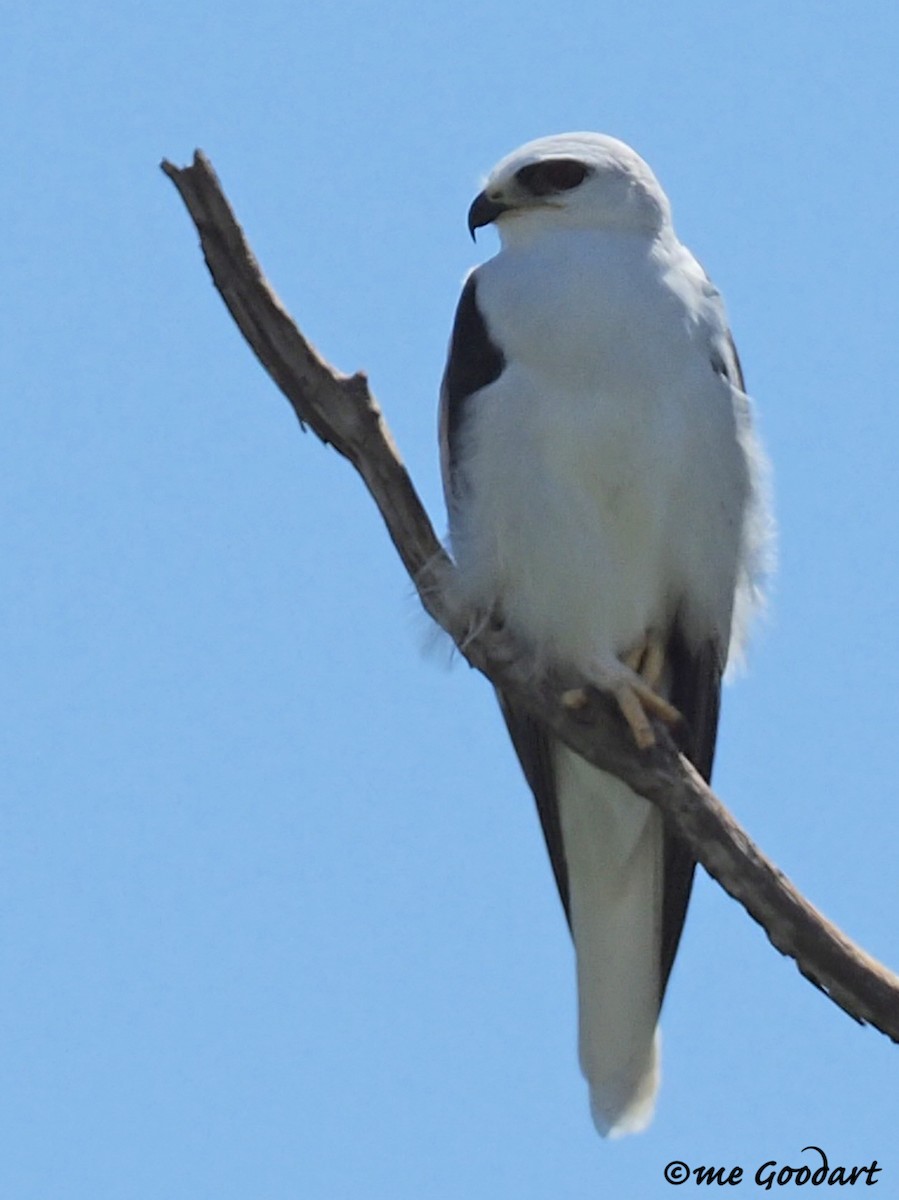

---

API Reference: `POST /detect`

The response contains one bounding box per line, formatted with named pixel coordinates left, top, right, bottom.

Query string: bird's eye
left=516, top=159, right=590, bottom=196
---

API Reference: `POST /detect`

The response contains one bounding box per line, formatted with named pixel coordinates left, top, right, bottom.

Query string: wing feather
left=659, top=626, right=723, bottom=996
left=497, top=620, right=723, bottom=1007
left=439, top=270, right=504, bottom=513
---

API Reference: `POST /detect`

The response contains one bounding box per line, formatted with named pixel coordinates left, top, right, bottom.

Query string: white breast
left=450, top=228, right=749, bottom=667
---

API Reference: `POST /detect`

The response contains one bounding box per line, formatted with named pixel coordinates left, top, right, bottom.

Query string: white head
left=468, top=133, right=672, bottom=245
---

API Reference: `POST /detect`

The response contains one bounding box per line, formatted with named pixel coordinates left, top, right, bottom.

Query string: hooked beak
left=467, top=190, right=511, bottom=240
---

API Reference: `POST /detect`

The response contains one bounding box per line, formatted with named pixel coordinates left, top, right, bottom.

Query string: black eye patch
left=515, top=158, right=590, bottom=196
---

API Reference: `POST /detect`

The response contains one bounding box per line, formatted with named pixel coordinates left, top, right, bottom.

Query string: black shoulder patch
left=441, top=273, right=506, bottom=500
left=711, top=330, right=746, bottom=392
left=444, top=273, right=505, bottom=407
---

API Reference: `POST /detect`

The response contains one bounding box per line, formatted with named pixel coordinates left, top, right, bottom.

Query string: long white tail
left=555, top=744, right=664, bottom=1137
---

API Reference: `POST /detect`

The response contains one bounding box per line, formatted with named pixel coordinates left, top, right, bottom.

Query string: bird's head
left=468, top=133, right=672, bottom=245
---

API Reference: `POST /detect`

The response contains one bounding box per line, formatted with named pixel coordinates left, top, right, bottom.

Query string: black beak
left=467, top=191, right=510, bottom=241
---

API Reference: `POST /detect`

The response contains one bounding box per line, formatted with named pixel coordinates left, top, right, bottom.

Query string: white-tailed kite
left=439, top=133, right=770, bottom=1136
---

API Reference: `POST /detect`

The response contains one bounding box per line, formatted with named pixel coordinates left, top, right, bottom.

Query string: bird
left=438, top=133, right=770, bottom=1137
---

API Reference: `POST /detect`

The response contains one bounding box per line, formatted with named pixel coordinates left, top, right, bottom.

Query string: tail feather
left=555, top=745, right=664, bottom=1137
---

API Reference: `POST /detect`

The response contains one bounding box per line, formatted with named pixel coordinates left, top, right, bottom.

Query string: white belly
left=451, top=363, right=689, bottom=663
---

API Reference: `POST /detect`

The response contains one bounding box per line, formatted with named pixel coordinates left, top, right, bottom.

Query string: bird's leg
left=562, top=634, right=680, bottom=750
left=622, top=633, right=666, bottom=693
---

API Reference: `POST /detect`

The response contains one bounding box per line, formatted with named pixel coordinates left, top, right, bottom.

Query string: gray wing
left=497, top=692, right=572, bottom=926
left=650, top=328, right=745, bottom=996
left=656, top=326, right=745, bottom=994
left=658, top=626, right=722, bottom=996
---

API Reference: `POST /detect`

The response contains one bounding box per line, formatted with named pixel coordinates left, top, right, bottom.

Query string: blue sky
left=4, top=2, right=899, bottom=1196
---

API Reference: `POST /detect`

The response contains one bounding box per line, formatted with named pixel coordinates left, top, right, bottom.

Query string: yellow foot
left=562, top=639, right=680, bottom=750
left=622, top=633, right=666, bottom=692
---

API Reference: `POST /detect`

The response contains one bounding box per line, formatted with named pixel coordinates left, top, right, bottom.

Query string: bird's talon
left=561, top=686, right=590, bottom=710
left=615, top=684, right=657, bottom=749
left=633, top=683, right=680, bottom=726
left=579, top=649, right=683, bottom=749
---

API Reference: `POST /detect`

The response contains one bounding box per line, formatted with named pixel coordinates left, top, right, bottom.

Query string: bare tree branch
left=162, top=150, right=899, bottom=1044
